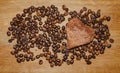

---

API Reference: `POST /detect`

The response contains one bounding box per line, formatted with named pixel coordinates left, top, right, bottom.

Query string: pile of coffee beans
left=7, top=5, right=114, bottom=67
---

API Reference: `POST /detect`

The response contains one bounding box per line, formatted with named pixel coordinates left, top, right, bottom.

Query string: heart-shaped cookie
left=66, top=18, right=95, bottom=49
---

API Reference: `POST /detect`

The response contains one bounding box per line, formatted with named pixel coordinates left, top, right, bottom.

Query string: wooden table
left=0, top=0, right=120, bottom=73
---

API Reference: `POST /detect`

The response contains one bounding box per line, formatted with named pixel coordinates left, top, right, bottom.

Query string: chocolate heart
left=66, top=18, right=95, bottom=49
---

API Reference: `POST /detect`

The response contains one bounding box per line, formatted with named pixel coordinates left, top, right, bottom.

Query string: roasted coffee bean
left=10, top=51, right=15, bottom=55
left=21, top=58, right=25, bottom=62
left=19, top=54, right=23, bottom=58
left=63, top=55, right=67, bottom=61
left=62, top=26, right=65, bottom=30
left=70, top=59, right=74, bottom=64
left=51, top=4, right=55, bottom=8
left=38, top=45, right=42, bottom=49
left=7, top=31, right=11, bottom=36
left=76, top=56, right=81, bottom=60
left=50, top=62, right=54, bottom=67
left=100, top=50, right=104, bottom=54
left=30, top=44, right=34, bottom=48
left=40, top=53, right=44, bottom=57
left=106, top=16, right=111, bottom=21
left=17, top=58, right=21, bottom=63
left=26, top=57, right=30, bottom=61
left=23, top=9, right=28, bottom=14
left=107, top=44, right=111, bottom=48
left=8, top=39, right=14, bottom=43
left=109, top=38, right=114, bottom=43
left=66, top=60, right=70, bottom=65
left=70, top=55, right=74, bottom=60
left=24, top=54, right=28, bottom=58
left=92, top=54, right=96, bottom=59
left=83, top=7, right=87, bottom=11
left=31, top=57, right=35, bottom=61
left=62, top=42, right=66, bottom=46
left=86, top=60, right=92, bottom=65
left=39, top=60, right=43, bottom=65
left=62, top=5, right=69, bottom=12
left=36, top=55, right=40, bottom=59
left=22, top=13, right=26, bottom=17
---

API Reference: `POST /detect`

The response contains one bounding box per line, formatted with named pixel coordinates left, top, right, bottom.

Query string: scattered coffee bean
left=109, top=38, right=114, bottom=43
left=39, top=60, right=43, bottom=65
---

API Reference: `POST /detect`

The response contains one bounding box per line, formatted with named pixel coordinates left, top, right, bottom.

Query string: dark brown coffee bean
left=70, top=59, right=74, bottom=64
left=24, top=54, right=28, bottom=58
left=51, top=4, right=55, bottom=8
left=86, top=60, right=92, bottom=65
left=50, top=62, right=54, bottom=67
left=7, top=31, right=11, bottom=36
left=106, top=16, right=111, bottom=21
left=38, top=45, right=42, bottom=49
left=26, top=57, right=30, bottom=61
left=21, top=58, right=25, bottom=62
left=40, top=53, right=44, bottom=57
left=109, top=38, right=114, bottom=43
left=30, top=44, right=34, bottom=48
left=19, top=54, right=23, bottom=58
left=23, top=9, right=28, bottom=14
left=70, top=55, right=74, bottom=60
left=63, top=55, right=67, bottom=61
left=62, top=26, right=65, bottom=30
left=66, top=60, right=70, bottom=65
left=33, top=15, right=38, bottom=20
left=39, top=60, right=43, bottom=65
left=92, top=54, right=96, bottom=59
left=88, top=55, right=92, bottom=59
left=39, top=26, right=43, bottom=31
left=58, top=61, right=63, bottom=66
left=100, top=50, right=104, bottom=54
left=22, top=13, right=26, bottom=17
left=107, top=44, right=111, bottom=48
left=83, top=7, right=87, bottom=11
left=8, top=39, right=14, bottom=43
left=76, top=56, right=81, bottom=60
left=16, top=58, right=21, bottom=63
left=36, top=55, right=40, bottom=59
left=15, top=54, right=19, bottom=58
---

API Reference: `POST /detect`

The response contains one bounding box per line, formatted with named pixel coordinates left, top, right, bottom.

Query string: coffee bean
left=19, top=54, right=23, bottom=58
left=109, top=38, right=114, bottom=43
left=36, top=55, right=40, bottom=59
left=107, top=44, right=111, bottom=48
left=63, top=55, right=67, bottom=61
left=23, top=9, right=28, bottom=14
left=50, top=62, right=54, bottom=67
left=11, top=51, right=16, bottom=55
left=70, top=59, right=74, bottom=64
left=7, top=31, right=11, bottom=36
left=83, top=7, right=87, bottom=11
left=66, top=60, right=70, bottom=65
left=106, top=16, right=111, bottom=21
left=39, top=60, right=43, bottom=65
left=8, top=39, right=14, bottom=43
left=86, top=60, right=92, bottom=65
left=17, top=58, right=21, bottom=63
left=21, top=58, right=25, bottom=62
left=26, top=57, right=30, bottom=62
left=70, top=55, right=74, bottom=60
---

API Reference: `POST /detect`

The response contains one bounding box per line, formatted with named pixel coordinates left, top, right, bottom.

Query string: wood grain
left=0, top=0, right=120, bottom=73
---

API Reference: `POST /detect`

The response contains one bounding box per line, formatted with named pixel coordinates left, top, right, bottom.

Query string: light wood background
left=0, top=0, right=120, bottom=73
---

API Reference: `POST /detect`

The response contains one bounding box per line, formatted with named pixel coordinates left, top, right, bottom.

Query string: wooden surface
left=0, top=0, right=120, bottom=73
